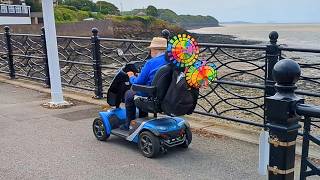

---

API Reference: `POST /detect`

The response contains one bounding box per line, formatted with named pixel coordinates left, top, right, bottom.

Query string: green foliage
left=25, top=0, right=42, bottom=12
left=90, top=12, right=105, bottom=20
left=57, top=5, right=78, bottom=11
left=54, top=6, right=104, bottom=23
left=159, top=9, right=219, bottom=27
left=63, top=0, right=97, bottom=12
left=158, top=9, right=179, bottom=23
left=146, top=5, right=158, bottom=17
left=113, top=15, right=156, bottom=26
left=54, top=6, right=78, bottom=23
left=96, top=1, right=120, bottom=15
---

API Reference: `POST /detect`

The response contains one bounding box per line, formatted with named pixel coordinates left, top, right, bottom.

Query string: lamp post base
left=42, top=101, right=73, bottom=109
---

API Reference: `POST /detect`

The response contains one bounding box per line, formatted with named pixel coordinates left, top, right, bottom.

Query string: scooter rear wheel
left=138, top=131, right=160, bottom=158
left=93, top=118, right=109, bottom=141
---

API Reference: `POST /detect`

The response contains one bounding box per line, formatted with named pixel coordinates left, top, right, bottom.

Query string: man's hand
left=127, top=71, right=135, bottom=77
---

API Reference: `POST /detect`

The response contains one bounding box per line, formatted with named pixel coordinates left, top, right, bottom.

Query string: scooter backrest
left=151, top=64, right=173, bottom=102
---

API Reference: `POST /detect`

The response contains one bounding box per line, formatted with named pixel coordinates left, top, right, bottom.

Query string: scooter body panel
left=98, top=108, right=188, bottom=145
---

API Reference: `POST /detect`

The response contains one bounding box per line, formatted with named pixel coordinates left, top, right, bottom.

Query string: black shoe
left=120, top=124, right=129, bottom=131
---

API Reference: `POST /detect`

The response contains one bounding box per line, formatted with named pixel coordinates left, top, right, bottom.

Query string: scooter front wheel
left=180, top=128, right=192, bottom=148
left=138, top=131, right=160, bottom=158
left=93, top=118, right=109, bottom=141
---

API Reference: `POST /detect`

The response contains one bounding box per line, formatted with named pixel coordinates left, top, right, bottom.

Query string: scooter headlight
left=178, top=120, right=190, bottom=128
left=178, top=120, right=187, bottom=127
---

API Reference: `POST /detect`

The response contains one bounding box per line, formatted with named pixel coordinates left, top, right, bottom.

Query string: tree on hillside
left=146, top=5, right=158, bottom=17
left=63, top=0, right=97, bottom=12
left=96, top=1, right=120, bottom=15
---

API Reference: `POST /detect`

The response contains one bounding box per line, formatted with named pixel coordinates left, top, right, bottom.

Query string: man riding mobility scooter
left=92, top=33, right=217, bottom=158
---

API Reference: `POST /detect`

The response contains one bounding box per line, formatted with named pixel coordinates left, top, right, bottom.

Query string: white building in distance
left=0, top=1, right=31, bottom=25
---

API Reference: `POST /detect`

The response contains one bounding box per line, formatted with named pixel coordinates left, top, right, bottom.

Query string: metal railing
left=1, top=26, right=319, bottom=180
left=296, top=104, right=320, bottom=179
left=1, top=26, right=320, bottom=128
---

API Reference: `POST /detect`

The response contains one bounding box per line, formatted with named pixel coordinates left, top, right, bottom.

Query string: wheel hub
left=94, top=120, right=105, bottom=138
left=141, top=136, right=153, bottom=154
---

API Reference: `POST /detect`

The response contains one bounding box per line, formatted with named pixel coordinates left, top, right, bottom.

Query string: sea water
left=189, top=23, right=320, bottom=49
left=189, top=24, right=320, bottom=91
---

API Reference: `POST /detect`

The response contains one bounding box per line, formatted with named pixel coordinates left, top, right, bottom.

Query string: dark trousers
left=124, top=89, right=148, bottom=127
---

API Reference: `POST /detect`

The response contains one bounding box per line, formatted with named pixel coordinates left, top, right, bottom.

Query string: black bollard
left=265, top=31, right=280, bottom=97
left=41, top=27, right=51, bottom=88
left=266, top=59, right=304, bottom=180
left=91, top=28, right=103, bottom=99
left=4, top=26, right=15, bottom=79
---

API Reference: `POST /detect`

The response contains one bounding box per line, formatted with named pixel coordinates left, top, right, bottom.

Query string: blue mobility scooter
left=92, top=61, right=193, bottom=158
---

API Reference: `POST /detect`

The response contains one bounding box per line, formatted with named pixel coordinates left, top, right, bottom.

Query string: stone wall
left=0, top=20, right=114, bottom=37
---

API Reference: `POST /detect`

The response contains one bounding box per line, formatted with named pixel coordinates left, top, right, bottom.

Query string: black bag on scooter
left=107, top=61, right=143, bottom=107
left=107, top=71, right=130, bottom=107
left=161, top=70, right=199, bottom=116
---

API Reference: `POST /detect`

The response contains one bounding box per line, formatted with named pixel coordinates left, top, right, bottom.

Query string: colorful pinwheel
left=167, top=34, right=199, bottom=68
left=186, top=61, right=218, bottom=88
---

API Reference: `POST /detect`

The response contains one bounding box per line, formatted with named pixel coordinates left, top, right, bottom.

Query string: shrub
left=63, top=0, right=97, bottom=12
left=54, top=6, right=105, bottom=23
left=114, top=15, right=156, bottom=26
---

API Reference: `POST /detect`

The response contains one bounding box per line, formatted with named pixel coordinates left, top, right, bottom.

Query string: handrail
left=279, top=46, right=320, bottom=53
left=7, top=33, right=320, bottom=53
left=11, top=33, right=41, bottom=37
left=296, top=103, right=320, bottom=118
left=198, top=42, right=267, bottom=49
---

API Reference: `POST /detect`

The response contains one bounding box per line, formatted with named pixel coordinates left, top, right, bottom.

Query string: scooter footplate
left=111, top=128, right=130, bottom=138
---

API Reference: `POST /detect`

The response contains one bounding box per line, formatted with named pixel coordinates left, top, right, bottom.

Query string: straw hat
left=147, top=37, right=167, bottom=50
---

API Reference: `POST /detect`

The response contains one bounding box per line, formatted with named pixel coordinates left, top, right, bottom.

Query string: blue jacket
left=129, top=53, right=169, bottom=86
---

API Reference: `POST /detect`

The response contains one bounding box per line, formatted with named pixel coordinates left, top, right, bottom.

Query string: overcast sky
left=94, top=0, right=320, bottom=23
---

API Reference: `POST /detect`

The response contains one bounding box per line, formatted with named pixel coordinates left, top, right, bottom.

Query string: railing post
left=265, top=59, right=303, bottom=180
left=41, top=27, right=51, bottom=87
left=264, top=31, right=280, bottom=125
left=4, top=26, right=15, bottom=79
left=91, top=28, right=103, bottom=99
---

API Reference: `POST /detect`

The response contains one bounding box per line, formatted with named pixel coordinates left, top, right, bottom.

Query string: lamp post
left=41, top=0, right=65, bottom=106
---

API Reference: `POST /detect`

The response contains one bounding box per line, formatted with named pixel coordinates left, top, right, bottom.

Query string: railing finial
left=41, top=26, right=45, bottom=34
left=4, top=26, right=10, bottom=32
left=161, top=29, right=170, bottom=40
left=92, top=28, right=99, bottom=36
left=273, top=58, right=301, bottom=90
left=269, top=31, right=279, bottom=45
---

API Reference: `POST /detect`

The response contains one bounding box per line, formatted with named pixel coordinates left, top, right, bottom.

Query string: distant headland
left=122, top=8, right=220, bottom=29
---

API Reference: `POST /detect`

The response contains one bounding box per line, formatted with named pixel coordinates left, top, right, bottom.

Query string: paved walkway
left=0, top=82, right=314, bottom=180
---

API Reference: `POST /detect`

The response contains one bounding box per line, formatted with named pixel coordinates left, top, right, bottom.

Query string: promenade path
left=0, top=82, right=312, bottom=180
